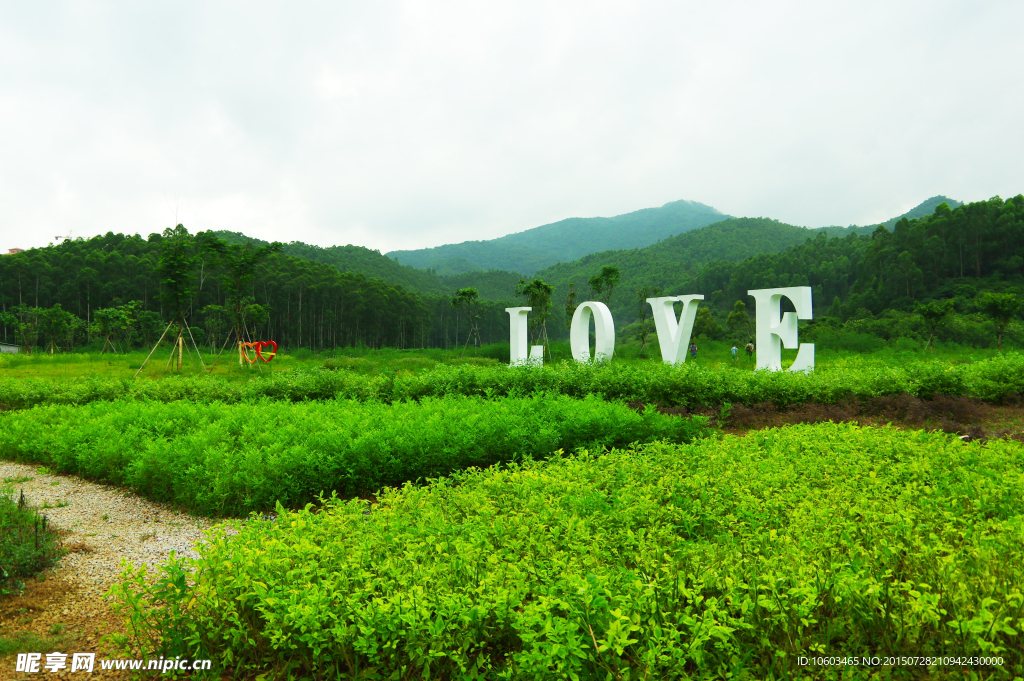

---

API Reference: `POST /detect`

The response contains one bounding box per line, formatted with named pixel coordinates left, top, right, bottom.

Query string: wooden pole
left=183, top=323, right=208, bottom=373
left=182, top=334, right=195, bottom=367
left=207, top=328, right=236, bottom=372
left=133, top=320, right=175, bottom=379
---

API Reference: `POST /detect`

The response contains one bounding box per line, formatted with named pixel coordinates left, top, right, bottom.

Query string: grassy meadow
left=2, top=343, right=1023, bottom=679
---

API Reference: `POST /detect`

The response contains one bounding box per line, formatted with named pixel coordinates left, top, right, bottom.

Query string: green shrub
left=111, top=423, right=1024, bottom=679
left=0, top=396, right=712, bottom=516
left=321, top=356, right=381, bottom=373
left=1, top=489, right=65, bottom=596
left=2, top=353, right=1024, bottom=411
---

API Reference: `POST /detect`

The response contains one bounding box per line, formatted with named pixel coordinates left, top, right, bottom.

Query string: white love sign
left=507, top=286, right=814, bottom=372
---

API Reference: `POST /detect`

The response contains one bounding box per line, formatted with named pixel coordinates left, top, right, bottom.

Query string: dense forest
left=533, top=217, right=818, bottom=309
left=878, top=195, right=962, bottom=230
left=690, top=195, right=1023, bottom=315
left=1, top=195, right=1020, bottom=354
left=534, top=195, right=1022, bottom=349
left=0, top=230, right=509, bottom=352
left=213, top=231, right=524, bottom=301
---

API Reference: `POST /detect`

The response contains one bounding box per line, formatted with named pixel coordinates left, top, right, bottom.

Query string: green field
left=3, top=349, right=1024, bottom=679
left=112, top=424, right=1024, bottom=679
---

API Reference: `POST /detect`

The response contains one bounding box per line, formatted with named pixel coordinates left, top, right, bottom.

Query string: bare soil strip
left=632, top=394, right=1024, bottom=441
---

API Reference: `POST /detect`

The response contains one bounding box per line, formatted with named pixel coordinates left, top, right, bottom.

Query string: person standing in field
left=689, top=342, right=697, bottom=360
left=745, top=342, right=754, bottom=359
left=731, top=344, right=738, bottom=360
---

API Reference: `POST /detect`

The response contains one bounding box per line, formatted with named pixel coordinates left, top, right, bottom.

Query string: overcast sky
left=2, top=1, right=1022, bottom=255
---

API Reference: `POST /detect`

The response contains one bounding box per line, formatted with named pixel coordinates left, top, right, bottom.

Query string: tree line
left=532, top=196, right=1024, bottom=350
left=0, top=228, right=437, bottom=353
left=2, top=195, right=1021, bottom=354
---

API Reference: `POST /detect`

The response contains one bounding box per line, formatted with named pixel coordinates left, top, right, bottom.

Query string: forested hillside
left=534, top=217, right=815, bottom=298
left=387, top=199, right=727, bottom=275
left=0, top=230, right=484, bottom=352
left=690, top=196, right=1022, bottom=316
left=213, top=231, right=522, bottom=301
left=1, top=195, right=1019, bottom=354
left=880, top=195, right=963, bottom=230
left=816, top=195, right=964, bottom=237
left=213, top=231, right=446, bottom=295
left=538, top=195, right=1023, bottom=348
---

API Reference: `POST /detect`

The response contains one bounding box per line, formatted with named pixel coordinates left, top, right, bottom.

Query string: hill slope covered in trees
left=2, top=195, right=1018, bottom=354
left=531, top=196, right=1022, bottom=347
left=817, top=195, right=965, bottom=237
left=212, top=231, right=522, bottom=301
left=386, top=199, right=728, bottom=275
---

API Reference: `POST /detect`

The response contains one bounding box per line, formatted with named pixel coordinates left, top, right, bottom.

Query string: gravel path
left=0, top=461, right=222, bottom=680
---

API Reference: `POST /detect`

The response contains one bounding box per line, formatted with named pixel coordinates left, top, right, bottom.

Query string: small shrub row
left=111, top=423, right=1024, bottom=679
left=2, top=353, right=1023, bottom=410
left=0, top=395, right=712, bottom=516
left=0, top=489, right=65, bottom=596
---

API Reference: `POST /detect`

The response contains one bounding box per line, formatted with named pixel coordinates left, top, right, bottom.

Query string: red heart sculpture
left=254, top=340, right=277, bottom=362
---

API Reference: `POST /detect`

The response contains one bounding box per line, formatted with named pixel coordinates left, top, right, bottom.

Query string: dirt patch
left=62, top=542, right=93, bottom=555
left=631, top=395, right=1024, bottom=442
left=0, top=573, right=128, bottom=680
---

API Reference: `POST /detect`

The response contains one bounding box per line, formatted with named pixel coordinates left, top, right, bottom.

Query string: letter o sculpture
left=570, top=301, right=615, bottom=363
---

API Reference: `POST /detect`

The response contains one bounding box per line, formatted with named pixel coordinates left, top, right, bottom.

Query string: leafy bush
left=2, top=353, right=1023, bottom=412
left=0, top=396, right=712, bottom=516
left=1, top=489, right=65, bottom=596
left=111, top=423, right=1024, bottom=679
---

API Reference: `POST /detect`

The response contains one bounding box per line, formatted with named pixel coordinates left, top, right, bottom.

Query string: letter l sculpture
left=506, top=307, right=543, bottom=366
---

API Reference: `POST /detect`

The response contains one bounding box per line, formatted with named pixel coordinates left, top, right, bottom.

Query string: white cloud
left=1, top=0, right=1022, bottom=254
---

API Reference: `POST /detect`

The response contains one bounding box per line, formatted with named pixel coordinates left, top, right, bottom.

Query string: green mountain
left=386, top=199, right=727, bottom=275
left=530, top=194, right=1020, bottom=337
left=4, top=195, right=1016, bottom=353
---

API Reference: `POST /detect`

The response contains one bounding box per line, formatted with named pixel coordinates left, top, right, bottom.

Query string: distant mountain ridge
left=816, top=195, right=964, bottom=237
left=212, top=195, right=961, bottom=304
left=386, top=199, right=728, bottom=275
